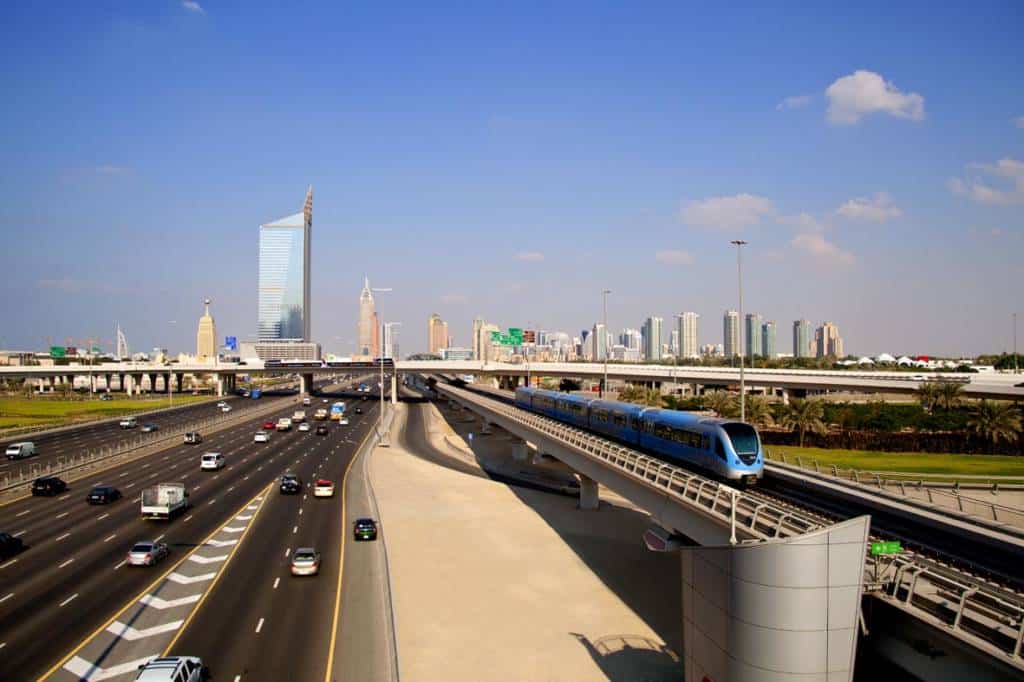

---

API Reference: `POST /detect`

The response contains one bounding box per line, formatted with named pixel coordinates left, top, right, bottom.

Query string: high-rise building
left=762, top=321, right=777, bottom=358
left=258, top=187, right=312, bottom=342
left=592, top=323, right=607, bottom=361
left=723, top=310, right=740, bottom=358
left=619, top=328, right=642, bottom=351
left=196, top=298, right=217, bottom=362
left=473, top=318, right=501, bottom=362
left=472, top=317, right=485, bottom=360
left=792, top=319, right=813, bottom=358
left=357, top=278, right=376, bottom=358
left=643, top=316, right=663, bottom=361
left=427, top=314, right=448, bottom=354
left=383, top=322, right=399, bottom=360
left=669, top=329, right=680, bottom=356
left=678, top=312, right=699, bottom=359
left=745, top=313, right=763, bottom=358
left=815, top=321, right=844, bottom=358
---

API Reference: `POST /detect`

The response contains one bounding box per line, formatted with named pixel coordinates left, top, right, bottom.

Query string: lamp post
left=372, top=287, right=393, bottom=439
left=602, top=289, right=612, bottom=397
left=1014, top=312, right=1019, bottom=374
left=731, top=240, right=747, bottom=422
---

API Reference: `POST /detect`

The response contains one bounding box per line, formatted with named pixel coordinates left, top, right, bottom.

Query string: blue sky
left=1, top=1, right=1021, bottom=357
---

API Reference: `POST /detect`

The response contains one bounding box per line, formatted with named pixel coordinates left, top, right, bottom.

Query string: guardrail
left=437, top=382, right=1024, bottom=671
left=0, top=396, right=296, bottom=494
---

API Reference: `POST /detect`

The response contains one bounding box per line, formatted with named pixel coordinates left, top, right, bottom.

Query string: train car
left=637, top=409, right=762, bottom=484
left=586, top=399, right=645, bottom=444
left=552, top=392, right=593, bottom=429
left=515, top=387, right=563, bottom=420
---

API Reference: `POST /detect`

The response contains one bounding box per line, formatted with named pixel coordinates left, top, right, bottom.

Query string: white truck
left=292, top=410, right=306, bottom=423
left=5, top=442, right=36, bottom=460
left=141, top=483, right=190, bottom=520
left=276, top=417, right=293, bottom=432
left=119, top=417, right=138, bottom=429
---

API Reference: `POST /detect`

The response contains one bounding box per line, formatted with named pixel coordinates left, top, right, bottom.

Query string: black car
left=315, top=425, right=329, bottom=436
left=86, top=485, right=122, bottom=505
left=31, top=476, right=68, bottom=497
left=279, top=474, right=302, bottom=495
left=353, top=518, right=378, bottom=541
left=0, top=532, right=24, bottom=559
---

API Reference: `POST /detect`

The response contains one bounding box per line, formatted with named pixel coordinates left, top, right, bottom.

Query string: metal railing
left=438, top=383, right=1024, bottom=670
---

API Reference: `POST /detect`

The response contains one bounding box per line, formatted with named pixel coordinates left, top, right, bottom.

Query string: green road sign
left=870, top=540, right=902, bottom=556
left=49, top=346, right=66, bottom=358
left=489, top=328, right=526, bottom=346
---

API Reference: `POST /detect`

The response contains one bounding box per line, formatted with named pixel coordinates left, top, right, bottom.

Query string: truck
left=314, top=408, right=328, bottom=420
left=292, top=410, right=306, bottom=423
left=276, top=417, right=293, bottom=432
left=119, top=417, right=138, bottom=429
left=141, top=483, right=190, bottom=520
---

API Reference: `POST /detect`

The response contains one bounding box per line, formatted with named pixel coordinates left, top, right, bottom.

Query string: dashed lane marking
left=59, top=593, right=78, bottom=607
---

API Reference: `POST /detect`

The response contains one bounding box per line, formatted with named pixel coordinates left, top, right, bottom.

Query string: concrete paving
left=371, top=402, right=683, bottom=681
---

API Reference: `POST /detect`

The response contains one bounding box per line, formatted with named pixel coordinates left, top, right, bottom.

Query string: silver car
left=127, top=541, right=169, bottom=567
left=290, top=547, right=321, bottom=576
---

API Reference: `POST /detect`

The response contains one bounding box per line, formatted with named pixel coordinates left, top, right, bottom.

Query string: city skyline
left=1, top=4, right=1021, bottom=357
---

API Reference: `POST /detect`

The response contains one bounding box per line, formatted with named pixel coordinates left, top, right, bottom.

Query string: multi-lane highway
left=0, top=379, right=382, bottom=680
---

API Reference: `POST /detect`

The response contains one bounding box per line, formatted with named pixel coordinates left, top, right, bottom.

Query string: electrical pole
left=731, top=240, right=747, bottom=422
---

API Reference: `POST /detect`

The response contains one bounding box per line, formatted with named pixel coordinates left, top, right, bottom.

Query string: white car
left=220, top=405, right=232, bottom=413
left=254, top=431, right=270, bottom=443
left=216, top=401, right=227, bottom=408
left=313, top=479, right=335, bottom=497
left=200, top=452, right=225, bottom=471
left=298, top=422, right=311, bottom=432
left=290, top=547, right=321, bottom=576
left=134, top=656, right=208, bottom=681
left=339, top=417, right=349, bottom=426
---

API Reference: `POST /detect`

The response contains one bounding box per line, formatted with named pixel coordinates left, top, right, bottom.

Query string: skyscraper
left=745, top=313, right=763, bottom=358
left=815, top=321, right=844, bottom=358
left=793, top=319, right=813, bottom=358
left=592, top=322, right=607, bottom=361
left=428, top=314, right=448, bottom=354
left=723, top=310, right=740, bottom=358
left=358, top=277, right=376, bottom=358
left=762, top=321, right=777, bottom=358
left=258, top=187, right=312, bottom=342
left=669, top=329, right=680, bottom=356
left=196, top=298, right=217, bottom=362
left=643, top=316, right=663, bottom=361
left=678, top=312, right=699, bottom=359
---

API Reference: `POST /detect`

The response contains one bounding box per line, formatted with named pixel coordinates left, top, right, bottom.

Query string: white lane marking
left=154, top=534, right=165, bottom=542
left=222, top=526, right=245, bottom=533
left=292, top=525, right=298, bottom=534
left=255, top=617, right=264, bottom=633
left=0, top=593, right=13, bottom=603
left=59, top=558, right=75, bottom=568
left=247, top=504, right=259, bottom=510
left=227, top=486, right=234, bottom=492
left=97, top=513, right=110, bottom=521
left=126, top=483, right=136, bottom=488
left=184, top=515, right=193, bottom=523
left=119, top=472, right=128, bottom=477
left=55, top=511, right=69, bottom=519
left=107, top=619, right=184, bottom=640
left=0, top=559, right=17, bottom=570
left=114, top=560, right=127, bottom=570
left=103, top=534, right=117, bottom=542
left=206, top=539, right=238, bottom=548
left=273, top=577, right=280, bottom=589
left=235, top=514, right=253, bottom=521
left=234, top=677, right=240, bottom=682
left=55, top=533, right=71, bottom=542
left=59, top=593, right=78, bottom=607
left=298, top=508, right=303, bottom=515
left=59, top=494, right=70, bottom=501
left=284, top=548, right=290, bottom=557
left=188, top=554, right=228, bottom=564
left=15, top=510, right=30, bottom=517
left=167, top=571, right=216, bottom=584
left=64, top=655, right=159, bottom=680
left=140, top=593, right=202, bottom=609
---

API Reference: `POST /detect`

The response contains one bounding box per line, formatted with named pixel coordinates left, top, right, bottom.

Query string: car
left=254, top=431, right=270, bottom=443
left=276, top=418, right=293, bottom=432
left=298, top=422, right=311, bottom=432
left=290, top=547, right=321, bottom=576
left=200, top=453, right=225, bottom=471
left=279, top=474, right=302, bottom=494
left=183, top=431, right=203, bottom=444
left=0, top=532, right=24, bottom=559
left=315, top=425, right=329, bottom=435
left=313, top=479, right=335, bottom=497
left=353, top=518, right=378, bottom=541
left=322, top=398, right=328, bottom=403
left=263, top=421, right=276, bottom=430
left=133, top=656, right=209, bottom=681
left=216, top=401, right=227, bottom=408
left=87, top=485, right=122, bottom=504
left=6, top=442, right=37, bottom=460
left=127, top=540, right=169, bottom=567
left=339, top=417, right=349, bottom=426
left=220, top=405, right=232, bottom=413
left=99, top=393, right=113, bottom=401
left=141, top=423, right=159, bottom=433
left=302, top=397, right=312, bottom=406
left=31, top=476, right=68, bottom=496
left=354, top=407, right=363, bottom=414
left=120, top=418, right=138, bottom=429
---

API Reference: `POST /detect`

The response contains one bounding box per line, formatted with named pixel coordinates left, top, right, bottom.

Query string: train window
left=713, top=436, right=727, bottom=461
left=612, top=412, right=628, bottom=427
left=722, top=423, right=759, bottom=455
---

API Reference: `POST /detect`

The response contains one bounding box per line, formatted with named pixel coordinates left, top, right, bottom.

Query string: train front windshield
left=721, top=423, right=760, bottom=457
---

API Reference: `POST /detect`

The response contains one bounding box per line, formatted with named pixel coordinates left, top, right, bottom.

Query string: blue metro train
left=514, top=387, right=763, bottom=484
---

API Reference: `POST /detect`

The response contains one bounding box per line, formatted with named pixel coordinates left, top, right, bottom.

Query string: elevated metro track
left=434, top=381, right=1024, bottom=676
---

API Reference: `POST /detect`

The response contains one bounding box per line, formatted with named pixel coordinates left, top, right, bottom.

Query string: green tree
left=780, top=398, right=827, bottom=447
left=935, top=380, right=964, bottom=412
left=742, top=394, right=774, bottom=428
left=966, top=401, right=1021, bottom=451
left=703, top=390, right=737, bottom=418
left=916, top=382, right=940, bottom=413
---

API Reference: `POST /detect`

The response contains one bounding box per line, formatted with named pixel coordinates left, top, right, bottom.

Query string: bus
left=251, top=388, right=262, bottom=399
left=330, top=402, right=346, bottom=421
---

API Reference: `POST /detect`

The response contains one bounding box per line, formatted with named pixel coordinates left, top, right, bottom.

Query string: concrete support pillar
left=148, top=373, right=158, bottom=393
left=512, top=441, right=533, bottom=464
left=390, top=374, right=397, bottom=405
left=214, top=373, right=224, bottom=397
left=175, top=373, right=184, bottom=393
left=37, top=378, right=46, bottom=393
left=299, top=373, right=313, bottom=395
left=104, top=374, right=112, bottom=392
left=124, top=374, right=133, bottom=396
left=90, top=375, right=97, bottom=393
left=577, top=473, right=599, bottom=510
left=480, top=420, right=493, bottom=435
left=781, top=388, right=790, bottom=405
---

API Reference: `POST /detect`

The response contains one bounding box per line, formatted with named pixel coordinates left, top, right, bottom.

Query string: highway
left=0, top=380, right=365, bottom=680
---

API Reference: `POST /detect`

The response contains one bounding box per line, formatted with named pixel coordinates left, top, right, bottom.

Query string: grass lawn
left=0, top=394, right=214, bottom=431
left=766, top=445, right=1024, bottom=481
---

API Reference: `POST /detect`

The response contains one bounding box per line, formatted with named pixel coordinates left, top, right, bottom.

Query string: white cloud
left=1013, top=116, right=1024, bottom=129
left=440, top=292, right=468, bottom=305
left=679, top=193, right=775, bottom=230
left=655, top=250, right=694, bottom=266
left=835, top=192, right=903, bottom=222
left=825, top=70, right=925, bottom=125
left=777, top=94, right=812, bottom=111
left=949, top=157, right=1024, bottom=205
left=515, top=251, right=545, bottom=262
left=777, top=212, right=825, bottom=232
left=182, top=1, right=205, bottom=13
left=791, top=233, right=855, bottom=265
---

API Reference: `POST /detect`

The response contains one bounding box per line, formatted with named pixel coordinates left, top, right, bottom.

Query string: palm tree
left=780, top=398, right=827, bottom=447
left=742, top=395, right=775, bottom=428
left=936, top=380, right=964, bottom=412
left=967, top=401, right=1021, bottom=451
left=618, top=385, right=663, bottom=407
left=703, top=390, right=737, bottom=418
left=916, top=382, right=940, bottom=413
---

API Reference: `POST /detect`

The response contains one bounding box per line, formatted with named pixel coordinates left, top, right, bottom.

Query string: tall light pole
left=1015, top=312, right=1019, bottom=374
left=372, top=287, right=393, bottom=438
left=731, top=240, right=747, bottom=422
left=602, top=289, right=611, bottom=397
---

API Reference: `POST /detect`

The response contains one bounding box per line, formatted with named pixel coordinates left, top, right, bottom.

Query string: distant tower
left=723, top=310, right=740, bottom=358
left=358, top=277, right=376, bottom=358
left=258, top=186, right=312, bottom=342
left=115, top=324, right=129, bottom=361
left=196, top=299, right=217, bottom=362
left=428, top=314, right=448, bottom=354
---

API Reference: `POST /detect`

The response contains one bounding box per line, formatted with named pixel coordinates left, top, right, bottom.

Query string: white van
left=5, top=442, right=36, bottom=460
left=200, top=453, right=225, bottom=471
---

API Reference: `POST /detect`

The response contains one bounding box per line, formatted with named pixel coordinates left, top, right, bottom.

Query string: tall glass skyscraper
left=745, top=313, right=763, bottom=358
left=258, top=187, right=312, bottom=341
left=793, top=319, right=813, bottom=358
left=723, top=310, right=739, bottom=358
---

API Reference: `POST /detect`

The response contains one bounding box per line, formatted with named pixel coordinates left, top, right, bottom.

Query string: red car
left=262, top=421, right=276, bottom=430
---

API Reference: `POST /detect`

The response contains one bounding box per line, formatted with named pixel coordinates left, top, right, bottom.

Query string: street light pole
left=731, top=240, right=747, bottom=422
left=602, top=289, right=611, bottom=397
left=371, top=287, right=393, bottom=439
left=1015, top=312, right=1019, bottom=374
